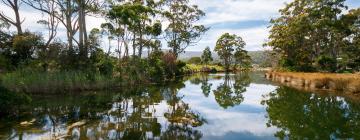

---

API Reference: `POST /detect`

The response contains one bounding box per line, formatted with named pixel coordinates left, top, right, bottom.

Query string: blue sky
left=1, top=0, right=360, bottom=52
left=190, top=0, right=360, bottom=51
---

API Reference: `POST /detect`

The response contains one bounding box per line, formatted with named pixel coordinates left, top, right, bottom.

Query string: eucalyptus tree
left=265, top=0, right=349, bottom=72
left=24, top=0, right=103, bottom=58
left=0, top=0, right=24, bottom=34
left=24, top=0, right=77, bottom=51
left=143, top=21, right=162, bottom=56
left=341, top=8, right=360, bottom=71
left=163, top=0, right=208, bottom=58
left=32, top=0, right=59, bottom=48
left=108, top=2, right=154, bottom=57
left=234, top=49, right=251, bottom=70
left=214, top=33, right=246, bottom=71
left=100, top=23, right=115, bottom=56
left=201, top=46, right=213, bottom=66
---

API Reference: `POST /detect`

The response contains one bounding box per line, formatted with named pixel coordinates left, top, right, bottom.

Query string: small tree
left=201, top=46, right=213, bottom=67
left=214, top=33, right=246, bottom=71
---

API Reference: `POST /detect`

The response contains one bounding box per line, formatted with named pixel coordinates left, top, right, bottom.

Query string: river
left=1, top=72, right=360, bottom=139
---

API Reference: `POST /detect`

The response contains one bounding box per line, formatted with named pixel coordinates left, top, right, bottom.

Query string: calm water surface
left=1, top=72, right=360, bottom=140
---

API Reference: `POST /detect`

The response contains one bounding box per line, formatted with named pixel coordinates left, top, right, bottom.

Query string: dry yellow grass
left=266, top=71, right=360, bottom=94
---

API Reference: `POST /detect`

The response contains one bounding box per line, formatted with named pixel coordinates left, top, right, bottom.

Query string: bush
left=317, top=55, right=336, bottom=72
left=98, top=58, right=114, bottom=76
left=13, top=32, right=43, bottom=61
left=187, top=57, right=202, bottom=64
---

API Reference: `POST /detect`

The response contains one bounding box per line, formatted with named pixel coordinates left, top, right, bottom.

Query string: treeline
left=0, top=0, right=208, bottom=84
left=266, top=0, right=360, bottom=72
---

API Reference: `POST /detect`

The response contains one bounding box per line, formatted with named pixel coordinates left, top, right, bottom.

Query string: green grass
left=0, top=70, right=118, bottom=94
left=184, top=64, right=225, bottom=73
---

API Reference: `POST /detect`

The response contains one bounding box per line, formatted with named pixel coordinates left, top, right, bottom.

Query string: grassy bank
left=266, top=72, right=360, bottom=94
left=183, top=64, right=225, bottom=73
left=0, top=70, right=118, bottom=94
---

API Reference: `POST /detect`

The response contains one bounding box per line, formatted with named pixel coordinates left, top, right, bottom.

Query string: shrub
left=187, top=57, right=202, bottom=64
left=317, top=55, right=337, bottom=72
left=98, top=58, right=114, bottom=76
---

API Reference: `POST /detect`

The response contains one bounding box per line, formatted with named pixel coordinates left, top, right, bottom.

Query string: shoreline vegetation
left=265, top=71, right=360, bottom=96
left=0, top=64, right=248, bottom=94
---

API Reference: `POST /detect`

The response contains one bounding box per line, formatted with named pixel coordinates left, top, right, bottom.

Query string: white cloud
left=187, top=0, right=293, bottom=51
left=192, top=0, right=291, bottom=25
left=2, top=0, right=359, bottom=52
left=189, top=25, right=270, bottom=51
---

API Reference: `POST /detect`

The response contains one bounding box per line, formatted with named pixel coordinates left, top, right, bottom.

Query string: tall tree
left=265, top=0, right=348, bottom=72
left=0, top=0, right=24, bottom=34
left=32, top=0, right=59, bottom=48
left=25, top=0, right=103, bottom=57
left=108, top=2, right=155, bottom=57
left=214, top=33, right=246, bottom=71
left=24, top=0, right=77, bottom=50
left=341, top=8, right=360, bottom=71
left=163, top=0, right=208, bottom=58
left=201, top=46, right=213, bottom=66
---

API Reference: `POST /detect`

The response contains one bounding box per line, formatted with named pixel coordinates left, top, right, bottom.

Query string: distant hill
left=178, top=51, right=272, bottom=66
left=178, top=51, right=219, bottom=60
left=142, top=50, right=273, bottom=67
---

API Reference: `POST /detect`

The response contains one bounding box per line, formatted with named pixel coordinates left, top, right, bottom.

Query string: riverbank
left=265, top=72, right=360, bottom=95
left=184, top=64, right=225, bottom=73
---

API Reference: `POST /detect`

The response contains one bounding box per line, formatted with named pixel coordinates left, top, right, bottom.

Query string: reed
left=0, top=70, right=118, bottom=94
left=266, top=71, right=360, bottom=94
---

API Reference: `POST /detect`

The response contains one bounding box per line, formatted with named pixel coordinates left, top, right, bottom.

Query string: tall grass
left=0, top=70, right=118, bottom=94
left=267, top=71, right=360, bottom=94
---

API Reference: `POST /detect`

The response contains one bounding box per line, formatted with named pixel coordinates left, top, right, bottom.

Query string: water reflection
left=0, top=79, right=207, bottom=139
left=262, top=86, right=360, bottom=139
left=200, top=74, right=212, bottom=97
left=213, top=73, right=251, bottom=109
left=2, top=72, right=360, bottom=140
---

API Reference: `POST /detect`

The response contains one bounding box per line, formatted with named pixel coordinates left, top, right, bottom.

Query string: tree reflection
left=200, top=74, right=212, bottom=97
left=213, top=73, right=250, bottom=109
left=262, top=86, right=360, bottom=139
left=162, top=81, right=206, bottom=140
left=3, top=79, right=206, bottom=140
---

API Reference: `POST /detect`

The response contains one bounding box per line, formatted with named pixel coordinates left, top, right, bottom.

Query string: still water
left=1, top=72, right=360, bottom=140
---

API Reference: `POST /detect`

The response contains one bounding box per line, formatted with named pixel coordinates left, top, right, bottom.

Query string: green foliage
left=317, top=55, right=337, bottom=72
left=214, top=33, right=247, bottom=71
left=98, top=58, right=114, bottom=76
left=201, top=47, right=213, bottom=65
left=187, top=57, right=202, bottom=64
left=164, top=0, right=208, bottom=57
left=184, top=64, right=224, bottom=73
left=12, top=32, right=43, bottom=61
left=266, top=0, right=360, bottom=72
